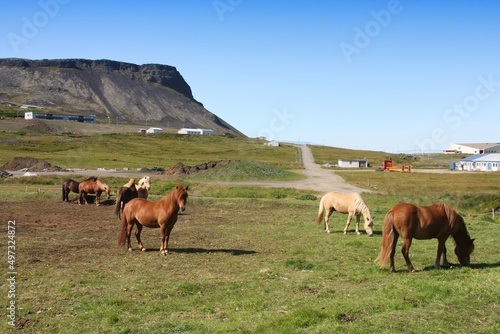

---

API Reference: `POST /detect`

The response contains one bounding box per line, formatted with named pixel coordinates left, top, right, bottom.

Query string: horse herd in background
left=60, top=177, right=475, bottom=271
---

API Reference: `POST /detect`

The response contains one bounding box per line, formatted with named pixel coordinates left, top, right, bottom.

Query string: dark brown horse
left=62, top=176, right=97, bottom=202
left=114, top=183, right=138, bottom=219
left=377, top=202, right=475, bottom=272
left=78, top=179, right=111, bottom=205
left=118, top=185, right=188, bottom=255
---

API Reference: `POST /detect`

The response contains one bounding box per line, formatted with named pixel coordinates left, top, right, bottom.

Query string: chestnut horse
left=62, top=176, right=97, bottom=202
left=118, top=185, right=188, bottom=255
left=377, top=202, right=475, bottom=272
left=78, top=179, right=111, bottom=205
left=317, top=191, right=374, bottom=236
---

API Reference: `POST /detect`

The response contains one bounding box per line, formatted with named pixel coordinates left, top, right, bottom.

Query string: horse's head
left=363, top=209, right=374, bottom=237
left=175, top=184, right=189, bottom=212
left=138, top=176, right=151, bottom=191
left=455, top=238, right=475, bottom=266
left=97, top=180, right=111, bottom=199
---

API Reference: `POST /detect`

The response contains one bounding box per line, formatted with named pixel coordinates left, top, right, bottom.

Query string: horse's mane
left=124, top=178, right=135, bottom=187
left=440, top=202, right=472, bottom=240
left=352, top=193, right=370, bottom=216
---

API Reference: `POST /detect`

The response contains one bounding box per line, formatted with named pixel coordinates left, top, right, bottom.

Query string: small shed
left=338, top=159, right=368, bottom=168
left=265, top=140, right=280, bottom=147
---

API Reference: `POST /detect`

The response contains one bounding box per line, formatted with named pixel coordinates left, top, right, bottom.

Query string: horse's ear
left=471, top=238, right=475, bottom=242
left=185, top=186, right=189, bottom=191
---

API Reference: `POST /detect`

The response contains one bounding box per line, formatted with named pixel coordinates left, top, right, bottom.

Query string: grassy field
left=0, top=121, right=499, bottom=333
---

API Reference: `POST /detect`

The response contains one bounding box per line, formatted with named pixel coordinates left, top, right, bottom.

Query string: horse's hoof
left=141, top=248, right=146, bottom=252
left=356, top=232, right=361, bottom=235
left=326, top=230, right=331, bottom=234
left=127, top=248, right=132, bottom=252
left=343, top=231, right=347, bottom=235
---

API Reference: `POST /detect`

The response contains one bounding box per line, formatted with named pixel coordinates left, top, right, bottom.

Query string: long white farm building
left=453, top=153, right=500, bottom=172
left=178, top=128, right=214, bottom=135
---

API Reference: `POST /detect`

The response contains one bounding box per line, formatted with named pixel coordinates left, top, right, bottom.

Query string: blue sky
left=1, top=0, right=499, bottom=153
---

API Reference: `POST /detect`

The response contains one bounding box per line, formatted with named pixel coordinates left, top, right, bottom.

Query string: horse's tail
left=62, top=184, right=66, bottom=201
left=114, top=188, right=123, bottom=219
left=117, top=213, right=128, bottom=247
left=377, top=210, right=395, bottom=268
left=316, top=196, right=325, bottom=224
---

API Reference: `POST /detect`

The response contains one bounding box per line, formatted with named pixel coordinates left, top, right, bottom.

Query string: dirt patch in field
left=162, top=160, right=235, bottom=175
left=2, top=157, right=64, bottom=172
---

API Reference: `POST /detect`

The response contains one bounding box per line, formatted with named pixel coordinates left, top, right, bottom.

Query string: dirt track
left=205, top=145, right=372, bottom=194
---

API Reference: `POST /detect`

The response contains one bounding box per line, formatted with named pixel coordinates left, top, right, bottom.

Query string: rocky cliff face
left=0, top=58, right=243, bottom=135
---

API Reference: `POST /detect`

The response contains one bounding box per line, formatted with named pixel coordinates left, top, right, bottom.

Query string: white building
left=453, top=153, right=500, bottom=172
left=265, top=140, right=280, bottom=147
left=338, top=159, right=369, bottom=168
left=445, top=143, right=500, bottom=154
left=178, top=128, right=214, bottom=135
left=145, top=127, right=164, bottom=134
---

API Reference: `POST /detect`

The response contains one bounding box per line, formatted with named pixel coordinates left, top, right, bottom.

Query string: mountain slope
left=0, top=58, right=244, bottom=135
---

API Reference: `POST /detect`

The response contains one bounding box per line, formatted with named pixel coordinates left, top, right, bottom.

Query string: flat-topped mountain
left=0, top=58, right=243, bottom=135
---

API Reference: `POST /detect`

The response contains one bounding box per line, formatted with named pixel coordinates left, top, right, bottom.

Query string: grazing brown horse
left=114, top=182, right=138, bottom=219
left=377, top=202, right=475, bottom=272
left=78, top=179, right=111, bottom=205
left=118, top=185, right=188, bottom=255
left=62, top=176, right=97, bottom=202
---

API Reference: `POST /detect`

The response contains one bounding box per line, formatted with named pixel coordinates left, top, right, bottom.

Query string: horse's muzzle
left=180, top=206, right=186, bottom=212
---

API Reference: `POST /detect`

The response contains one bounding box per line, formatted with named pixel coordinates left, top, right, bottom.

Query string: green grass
left=0, top=131, right=301, bottom=170
left=1, top=196, right=498, bottom=333
left=0, top=122, right=499, bottom=333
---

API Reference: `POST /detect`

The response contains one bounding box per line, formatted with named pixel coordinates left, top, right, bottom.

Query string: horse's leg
left=343, top=212, right=354, bottom=234
left=435, top=238, right=449, bottom=269
left=125, top=220, right=135, bottom=251
left=135, top=223, right=145, bottom=251
left=162, top=224, right=175, bottom=255
left=401, top=237, right=415, bottom=272
left=159, top=224, right=167, bottom=255
left=325, top=207, right=334, bottom=233
left=354, top=214, right=361, bottom=235
left=389, top=232, right=399, bottom=272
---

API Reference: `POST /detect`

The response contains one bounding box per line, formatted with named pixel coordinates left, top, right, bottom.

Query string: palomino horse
left=118, top=185, right=188, bottom=255
left=78, top=179, right=111, bottom=205
left=62, top=176, right=97, bottom=202
left=317, top=191, right=374, bottom=236
left=114, top=181, right=138, bottom=219
left=377, top=202, right=475, bottom=272
left=137, top=176, right=151, bottom=199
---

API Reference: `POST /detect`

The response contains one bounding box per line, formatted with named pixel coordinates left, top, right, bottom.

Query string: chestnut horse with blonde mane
left=317, top=191, right=374, bottom=236
left=377, top=202, right=475, bottom=272
left=118, top=185, right=188, bottom=255
left=78, top=179, right=111, bottom=205
left=114, top=177, right=152, bottom=218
